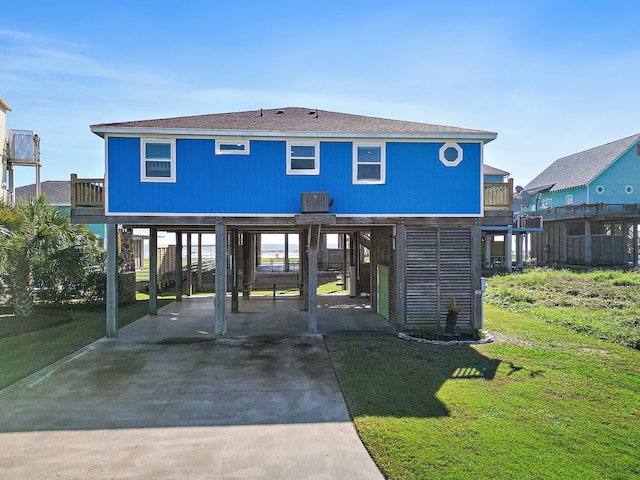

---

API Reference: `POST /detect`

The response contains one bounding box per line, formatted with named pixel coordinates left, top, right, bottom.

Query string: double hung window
left=141, top=138, right=175, bottom=182
left=287, top=141, right=319, bottom=175
left=353, top=143, right=385, bottom=184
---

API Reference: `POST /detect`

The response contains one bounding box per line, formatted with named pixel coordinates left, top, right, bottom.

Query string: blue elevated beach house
left=524, top=133, right=640, bottom=266
left=72, top=107, right=497, bottom=336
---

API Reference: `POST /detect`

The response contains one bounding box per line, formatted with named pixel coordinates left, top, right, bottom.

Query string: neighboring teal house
left=15, top=181, right=106, bottom=240
left=524, top=133, right=640, bottom=266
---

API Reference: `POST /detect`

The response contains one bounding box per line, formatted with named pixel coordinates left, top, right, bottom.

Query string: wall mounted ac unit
left=9, top=130, right=40, bottom=162
left=520, top=216, right=543, bottom=229
left=301, top=191, right=329, bottom=213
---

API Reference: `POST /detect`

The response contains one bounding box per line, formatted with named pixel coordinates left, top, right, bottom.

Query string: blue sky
left=2, top=0, right=639, bottom=189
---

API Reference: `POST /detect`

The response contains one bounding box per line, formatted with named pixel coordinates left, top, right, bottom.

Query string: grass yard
left=0, top=294, right=173, bottom=390
left=2, top=268, right=638, bottom=478
left=484, top=268, right=640, bottom=348
left=325, top=268, right=640, bottom=479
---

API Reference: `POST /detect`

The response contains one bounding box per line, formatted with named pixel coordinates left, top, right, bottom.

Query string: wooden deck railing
left=70, top=174, right=104, bottom=208
left=484, top=178, right=513, bottom=211
left=533, top=203, right=640, bottom=220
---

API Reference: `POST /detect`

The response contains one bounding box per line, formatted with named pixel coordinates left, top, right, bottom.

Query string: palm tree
left=0, top=196, right=94, bottom=317
left=0, top=201, right=26, bottom=312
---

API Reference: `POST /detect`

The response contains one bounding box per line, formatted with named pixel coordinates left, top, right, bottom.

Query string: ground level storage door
left=405, top=228, right=438, bottom=329
left=405, top=226, right=473, bottom=331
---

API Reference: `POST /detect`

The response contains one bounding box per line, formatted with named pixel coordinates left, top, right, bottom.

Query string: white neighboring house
left=0, top=97, right=12, bottom=203
left=0, top=96, right=42, bottom=205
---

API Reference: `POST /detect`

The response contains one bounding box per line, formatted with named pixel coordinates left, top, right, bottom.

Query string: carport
left=99, top=220, right=394, bottom=338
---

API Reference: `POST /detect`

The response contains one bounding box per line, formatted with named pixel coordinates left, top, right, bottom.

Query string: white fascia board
left=0, top=97, right=12, bottom=112
left=91, top=126, right=497, bottom=143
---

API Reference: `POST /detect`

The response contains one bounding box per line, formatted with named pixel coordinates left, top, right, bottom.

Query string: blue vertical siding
left=106, top=137, right=482, bottom=215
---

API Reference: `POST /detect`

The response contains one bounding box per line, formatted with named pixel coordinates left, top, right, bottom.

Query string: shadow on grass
left=325, top=335, right=501, bottom=418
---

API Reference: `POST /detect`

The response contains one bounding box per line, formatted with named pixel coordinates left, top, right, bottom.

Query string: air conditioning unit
left=520, top=216, right=543, bottom=229
left=9, top=130, right=40, bottom=162
left=301, top=191, right=329, bottom=213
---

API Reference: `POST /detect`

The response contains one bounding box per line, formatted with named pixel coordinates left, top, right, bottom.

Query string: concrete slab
left=120, top=294, right=395, bottom=339
left=0, top=298, right=386, bottom=479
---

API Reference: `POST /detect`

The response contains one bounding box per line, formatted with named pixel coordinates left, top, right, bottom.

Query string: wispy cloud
left=0, top=29, right=177, bottom=86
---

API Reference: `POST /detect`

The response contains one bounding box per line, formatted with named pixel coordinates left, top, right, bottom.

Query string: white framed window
left=353, top=142, right=385, bottom=184
left=566, top=194, right=573, bottom=205
left=215, top=140, right=250, bottom=155
left=595, top=185, right=605, bottom=194
left=541, top=198, right=552, bottom=209
left=625, top=185, right=634, bottom=194
left=287, top=141, right=319, bottom=175
left=439, top=142, right=463, bottom=167
left=141, top=138, right=176, bottom=182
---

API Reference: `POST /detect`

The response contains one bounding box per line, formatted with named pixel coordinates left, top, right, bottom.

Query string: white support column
left=302, top=230, right=309, bottom=307
left=634, top=223, right=639, bottom=267
left=308, top=226, right=319, bottom=334
left=284, top=233, right=290, bottom=272
left=471, top=222, right=483, bottom=329
left=485, top=234, right=492, bottom=268
left=231, top=228, right=239, bottom=313
left=297, top=232, right=303, bottom=297
left=149, top=227, right=158, bottom=315
left=8, top=167, right=14, bottom=203
left=516, top=233, right=524, bottom=269
left=175, top=231, right=183, bottom=302
left=585, top=220, right=592, bottom=265
left=35, top=162, right=41, bottom=197
left=394, top=223, right=406, bottom=329
left=342, top=233, right=348, bottom=291
left=197, top=233, right=203, bottom=292
left=214, top=223, right=227, bottom=334
left=505, top=228, right=513, bottom=271
left=186, top=233, right=192, bottom=296
left=106, top=223, right=119, bottom=338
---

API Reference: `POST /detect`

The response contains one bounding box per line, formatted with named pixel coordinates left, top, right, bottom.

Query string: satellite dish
left=522, top=191, right=532, bottom=207
left=515, top=185, right=523, bottom=193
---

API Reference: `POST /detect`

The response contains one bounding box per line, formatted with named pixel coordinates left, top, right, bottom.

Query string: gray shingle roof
left=91, top=107, right=497, bottom=141
left=524, top=133, right=640, bottom=193
left=483, top=164, right=510, bottom=177
left=15, top=181, right=70, bottom=205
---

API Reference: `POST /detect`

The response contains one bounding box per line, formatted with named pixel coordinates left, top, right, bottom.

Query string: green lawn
left=484, top=268, right=640, bottom=348
left=0, top=295, right=172, bottom=390
left=326, top=305, right=640, bottom=479
left=325, top=269, right=640, bottom=479
left=2, top=269, right=639, bottom=479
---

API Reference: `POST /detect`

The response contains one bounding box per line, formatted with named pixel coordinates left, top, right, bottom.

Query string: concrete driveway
left=0, top=297, right=386, bottom=479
